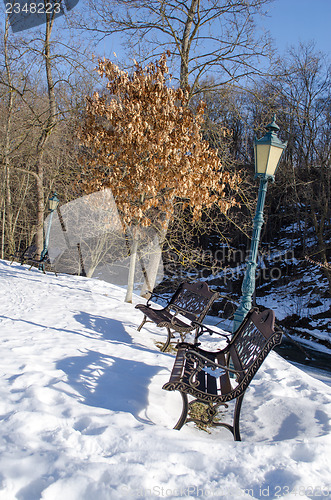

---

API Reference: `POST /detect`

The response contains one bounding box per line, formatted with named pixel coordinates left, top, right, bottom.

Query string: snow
left=0, top=260, right=330, bottom=500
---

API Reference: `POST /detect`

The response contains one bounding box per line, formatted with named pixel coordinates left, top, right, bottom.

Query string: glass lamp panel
left=265, top=145, right=284, bottom=177
left=255, top=144, right=284, bottom=176
left=254, top=144, right=270, bottom=174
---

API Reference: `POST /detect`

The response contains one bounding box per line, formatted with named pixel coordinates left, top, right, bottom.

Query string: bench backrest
left=21, top=244, right=38, bottom=262
left=168, top=282, right=219, bottom=322
left=23, top=244, right=37, bottom=257
left=227, top=308, right=282, bottom=384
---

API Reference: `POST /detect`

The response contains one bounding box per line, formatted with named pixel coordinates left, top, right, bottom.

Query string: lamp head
left=254, top=115, right=287, bottom=180
left=48, top=192, right=60, bottom=212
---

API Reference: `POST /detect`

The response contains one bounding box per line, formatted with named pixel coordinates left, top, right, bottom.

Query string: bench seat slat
left=135, top=304, right=192, bottom=330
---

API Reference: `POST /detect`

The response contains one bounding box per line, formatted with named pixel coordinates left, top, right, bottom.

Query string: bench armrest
left=145, top=291, right=166, bottom=307
left=185, top=349, right=245, bottom=377
left=185, top=350, right=245, bottom=373
left=191, top=321, right=232, bottom=343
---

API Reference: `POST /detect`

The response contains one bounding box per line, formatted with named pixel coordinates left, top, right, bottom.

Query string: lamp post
left=40, top=192, right=60, bottom=262
left=232, top=116, right=287, bottom=332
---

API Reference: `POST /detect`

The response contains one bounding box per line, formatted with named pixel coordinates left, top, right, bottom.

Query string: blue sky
left=3, top=0, right=329, bottom=61
left=261, top=0, right=331, bottom=56
left=94, top=0, right=330, bottom=67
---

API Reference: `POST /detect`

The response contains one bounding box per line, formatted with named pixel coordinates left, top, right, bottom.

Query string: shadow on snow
left=56, top=349, right=161, bottom=424
left=74, top=311, right=133, bottom=344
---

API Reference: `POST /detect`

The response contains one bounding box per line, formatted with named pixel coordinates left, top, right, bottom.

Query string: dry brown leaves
left=79, top=54, right=241, bottom=228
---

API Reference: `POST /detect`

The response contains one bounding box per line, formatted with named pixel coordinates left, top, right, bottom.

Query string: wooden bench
left=135, top=282, right=219, bottom=352
left=162, top=308, right=282, bottom=440
left=26, top=251, right=58, bottom=275
left=10, top=244, right=37, bottom=265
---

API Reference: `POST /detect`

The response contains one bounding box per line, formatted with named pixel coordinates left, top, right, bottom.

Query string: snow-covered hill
left=0, top=260, right=330, bottom=499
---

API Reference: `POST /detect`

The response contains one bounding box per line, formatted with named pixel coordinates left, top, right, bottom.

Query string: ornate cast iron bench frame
left=162, top=308, right=282, bottom=440
left=10, top=245, right=56, bottom=275
left=135, top=282, right=219, bottom=352
left=10, top=244, right=37, bottom=265
left=26, top=251, right=58, bottom=275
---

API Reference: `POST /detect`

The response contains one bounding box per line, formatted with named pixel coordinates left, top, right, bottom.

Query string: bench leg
left=137, top=315, right=147, bottom=332
left=161, top=327, right=172, bottom=352
left=233, top=394, right=244, bottom=441
left=174, top=392, right=188, bottom=430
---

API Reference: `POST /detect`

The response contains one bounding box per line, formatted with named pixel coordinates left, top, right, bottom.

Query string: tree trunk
left=2, top=17, right=15, bottom=257
left=34, top=12, right=57, bottom=257
left=321, top=256, right=331, bottom=297
left=316, top=232, right=331, bottom=297
left=180, top=0, right=199, bottom=90
left=125, top=228, right=140, bottom=303
left=140, top=224, right=168, bottom=298
left=35, top=162, right=44, bottom=257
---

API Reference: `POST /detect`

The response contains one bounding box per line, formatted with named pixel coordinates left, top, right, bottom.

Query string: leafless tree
left=251, top=43, right=331, bottom=294
left=76, top=0, right=274, bottom=95
left=0, top=8, right=96, bottom=259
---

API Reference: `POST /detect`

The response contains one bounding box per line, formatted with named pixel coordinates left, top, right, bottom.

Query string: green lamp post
left=40, top=192, right=60, bottom=263
left=232, top=116, right=287, bottom=332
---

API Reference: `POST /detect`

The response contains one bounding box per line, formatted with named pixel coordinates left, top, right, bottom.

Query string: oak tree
left=79, top=54, right=240, bottom=301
